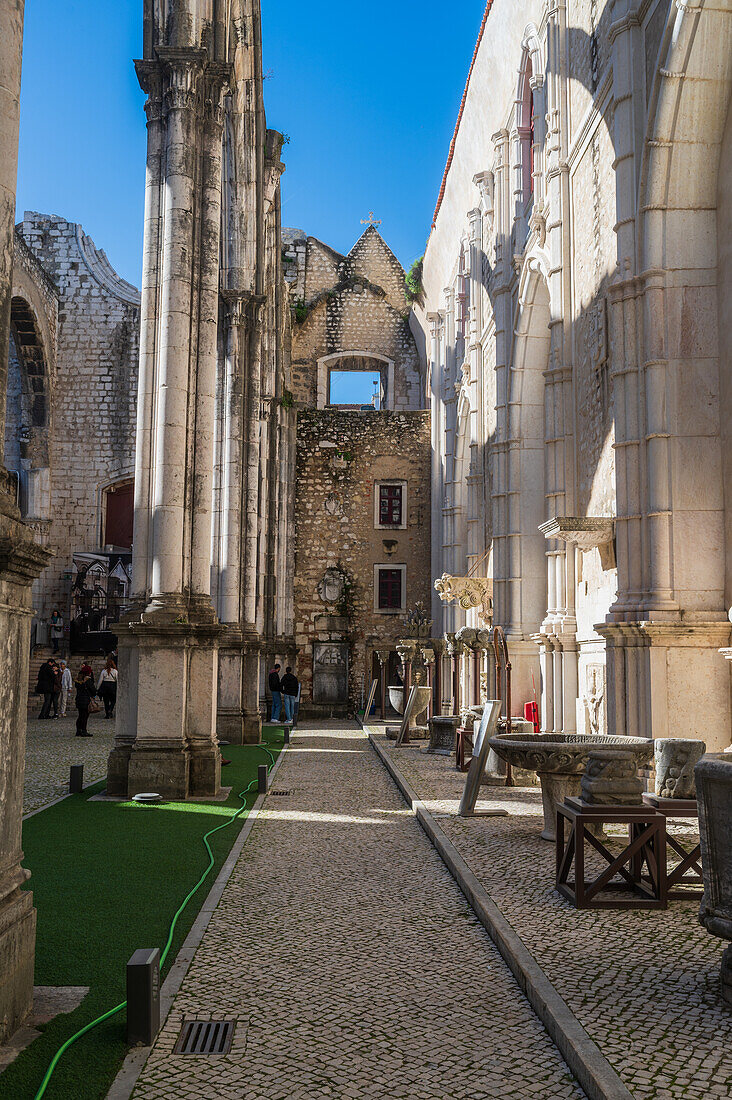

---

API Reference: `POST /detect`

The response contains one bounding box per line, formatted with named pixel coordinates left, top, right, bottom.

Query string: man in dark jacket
left=281, top=667, right=299, bottom=725
left=269, top=663, right=282, bottom=722
left=36, top=658, right=57, bottom=719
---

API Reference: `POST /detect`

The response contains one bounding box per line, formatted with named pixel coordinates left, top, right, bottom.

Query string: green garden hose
left=32, top=740, right=281, bottom=1100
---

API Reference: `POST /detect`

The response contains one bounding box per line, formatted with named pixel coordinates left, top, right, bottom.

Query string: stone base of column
left=597, top=619, right=732, bottom=750
left=216, top=630, right=263, bottom=744
left=0, top=889, right=36, bottom=1044
left=107, top=617, right=222, bottom=799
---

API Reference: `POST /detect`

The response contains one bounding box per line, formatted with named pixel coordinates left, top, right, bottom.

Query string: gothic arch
left=4, top=290, right=52, bottom=523
left=638, top=0, right=732, bottom=614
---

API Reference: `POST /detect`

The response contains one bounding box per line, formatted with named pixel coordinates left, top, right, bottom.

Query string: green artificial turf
left=2, top=730, right=283, bottom=1100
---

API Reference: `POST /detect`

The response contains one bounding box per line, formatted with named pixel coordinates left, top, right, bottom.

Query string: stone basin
left=388, top=685, right=432, bottom=731
left=488, top=732, right=654, bottom=841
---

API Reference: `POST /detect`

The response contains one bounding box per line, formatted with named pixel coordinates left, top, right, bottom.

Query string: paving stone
left=23, top=713, right=115, bottom=814
left=374, top=733, right=732, bottom=1100
left=130, top=725, right=586, bottom=1100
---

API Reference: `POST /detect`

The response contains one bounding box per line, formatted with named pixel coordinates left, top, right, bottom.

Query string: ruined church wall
left=16, top=213, right=140, bottom=619
left=294, top=409, right=431, bottom=714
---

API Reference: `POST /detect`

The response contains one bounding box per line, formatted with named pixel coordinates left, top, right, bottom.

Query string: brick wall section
left=16, top=213, right=140, bottom=614
left=294, top=409, right=431, bottom=714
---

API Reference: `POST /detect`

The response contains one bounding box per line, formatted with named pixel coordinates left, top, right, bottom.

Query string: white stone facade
left=415, top=0, right=732, bottom=750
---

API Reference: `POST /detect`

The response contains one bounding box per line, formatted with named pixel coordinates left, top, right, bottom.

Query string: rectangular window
left=377, top=568, right=403, bottom=610
left=379, top=484, right=402, bottom=527
left=374, top=480, right=407, bottom=530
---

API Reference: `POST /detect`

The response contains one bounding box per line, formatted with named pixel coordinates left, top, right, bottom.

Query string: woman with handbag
left=75, top=664, right=99, bottom=736
left=96, top=657, right=118, bottom=719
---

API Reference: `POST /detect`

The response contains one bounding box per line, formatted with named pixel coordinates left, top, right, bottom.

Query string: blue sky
left=16, top=1, right=485, bottom=288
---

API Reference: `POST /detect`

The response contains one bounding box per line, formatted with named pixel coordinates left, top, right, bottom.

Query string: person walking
left=97, top=657, right=118, bottom=719
left=50, top=660, right=62, bottom=718
left=59, top=660, right=72, bottom=717
left=49, top=608, right=64, bottom=654
left=75, top=664, right=97, bottom=736
left=36, top=657, right=57, bottom=719
left=281, top=666, right=299, bottom=725
left=269, top=663, right=282, bottom=722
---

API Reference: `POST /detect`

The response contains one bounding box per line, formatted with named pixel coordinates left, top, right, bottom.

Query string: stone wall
left=294, top=408, right=431, bottom=715
left=285, top=226, right=423, bottom=411
left=10, top=213, right=140, bottom=626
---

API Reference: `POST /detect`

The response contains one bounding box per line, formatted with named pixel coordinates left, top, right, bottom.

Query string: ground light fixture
left=132, top=793, right=163, bottom=804
left=31, top=736, right=283, bottom=1099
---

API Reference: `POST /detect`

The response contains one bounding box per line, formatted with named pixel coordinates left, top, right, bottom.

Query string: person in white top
left=97, top=657, right=118, bottom=719
left=59, top=660, right=73, bottom=717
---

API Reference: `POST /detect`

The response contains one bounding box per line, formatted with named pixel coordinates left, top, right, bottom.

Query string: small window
left=374, top=480, right=407, bottom=530
left=379, top=484, right=402, bottom=527
left=378, top=568, right=403, bottom=611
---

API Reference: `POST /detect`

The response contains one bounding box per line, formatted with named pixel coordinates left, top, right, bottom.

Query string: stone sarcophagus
left=696, top=754, right=732, bottom=1005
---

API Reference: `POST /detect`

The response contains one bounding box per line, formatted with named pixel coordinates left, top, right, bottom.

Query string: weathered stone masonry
left=294, top=409, right=431, bottom=715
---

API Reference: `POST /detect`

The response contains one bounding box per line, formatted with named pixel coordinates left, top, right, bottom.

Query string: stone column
left=431, top=638, right=446, bottom=716
left=0, top=0, right=54, bottom=1043
left=421, top=647, right=435, bottom=720
left=446, top=633, right=461, bottom=715
left=108, top=40, right=231, bottom=799
left=376, top=648, right=389, bottom=720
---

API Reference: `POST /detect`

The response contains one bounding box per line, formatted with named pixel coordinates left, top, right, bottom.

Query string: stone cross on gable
left=361, top=211, right=382, bottom=227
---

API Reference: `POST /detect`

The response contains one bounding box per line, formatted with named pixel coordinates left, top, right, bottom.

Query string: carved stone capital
left=222, top=289, right=266, bottom=330
left=434, top=574, right=493, bottom=623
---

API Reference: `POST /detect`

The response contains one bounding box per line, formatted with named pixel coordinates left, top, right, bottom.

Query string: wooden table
left=642, top=794, right=703, bottom=900
left=556, top=798, right=667, bottom=910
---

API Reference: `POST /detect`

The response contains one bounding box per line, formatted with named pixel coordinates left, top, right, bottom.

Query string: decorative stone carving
left=696, top=754, right=732, bottom=1005
left=455, top=625, right=478, bottom=650
left=654, top=738, right=706, bottom=800
left=583, top=664, right=606, bottom=737
left=318, top=567, right=344, bottom=605
left=427, top=715, right=461, bottom=755
left=581, top=749, right=644, bottom=806
left=488, top=732, right=654, bottom=841
left=324, top=493, right=342, bottom=517
left=539, top=516, right=616, bottom=571
left=434, top=574, right=493, bottom=622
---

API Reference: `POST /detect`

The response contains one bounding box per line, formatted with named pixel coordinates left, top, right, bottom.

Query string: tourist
left=281, top=666, right=299, bottom=725
left=35, top=657, right=57, bottom=720
left=50, top=660, right=62, bottom=718
left=59, top=660, right=72, bottom=717
left=49, top=608, right=64, bottom=654
left=75, top=664, right=97, bottom=737
left=97, top=657, right=118, bottom=719
left=269, top=663, right=282, bottom=722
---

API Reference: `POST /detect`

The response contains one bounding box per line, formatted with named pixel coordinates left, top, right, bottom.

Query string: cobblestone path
left=370, top=731, right=732, bottom=1100
left=24, top=713, right=115, bottom=815
left=131, top=724, right=585, bottom=1100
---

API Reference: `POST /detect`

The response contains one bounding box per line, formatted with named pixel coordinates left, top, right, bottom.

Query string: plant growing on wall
left=293, top=299, right=308, bottom=323
left=404, top=256, right=424, bottom=304
left=334, top=560, right=359, bottom=625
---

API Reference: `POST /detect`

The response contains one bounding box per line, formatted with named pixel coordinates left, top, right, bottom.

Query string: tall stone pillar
left=0, top=0, right=53, bottom=1042
left=108, top=17, right=231, bottom=799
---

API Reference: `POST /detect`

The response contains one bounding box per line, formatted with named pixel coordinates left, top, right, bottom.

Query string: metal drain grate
left=270, top=790, right=293, bottom=797
left=174, top=1019, right=234, bottom=1055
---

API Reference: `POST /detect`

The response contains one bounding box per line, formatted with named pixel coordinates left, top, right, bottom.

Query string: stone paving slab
left=129, top=725, right=587, bottom=1100
left=368, top=730, right=732, bottom=1100
left=24, top=713, right=115, bottom=815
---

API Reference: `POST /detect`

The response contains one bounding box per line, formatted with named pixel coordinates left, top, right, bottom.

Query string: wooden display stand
left=455, top=726, right=473, bottom=772
left=642, top=794, right=703, bottom=899
left=556, top=798, right=667, bottom=910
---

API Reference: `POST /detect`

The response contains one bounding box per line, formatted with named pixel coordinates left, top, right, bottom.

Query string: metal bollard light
left=126, top=948, right=161, bottom=1046
left=283, top=726, right=290, bottom=745
left=69, top=764, right=84, bottom=794
left=258, top=764, right=268, bottom=794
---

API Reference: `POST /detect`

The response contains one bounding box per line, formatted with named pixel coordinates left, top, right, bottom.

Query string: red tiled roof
left=431, top=1, right=494, bottom=230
